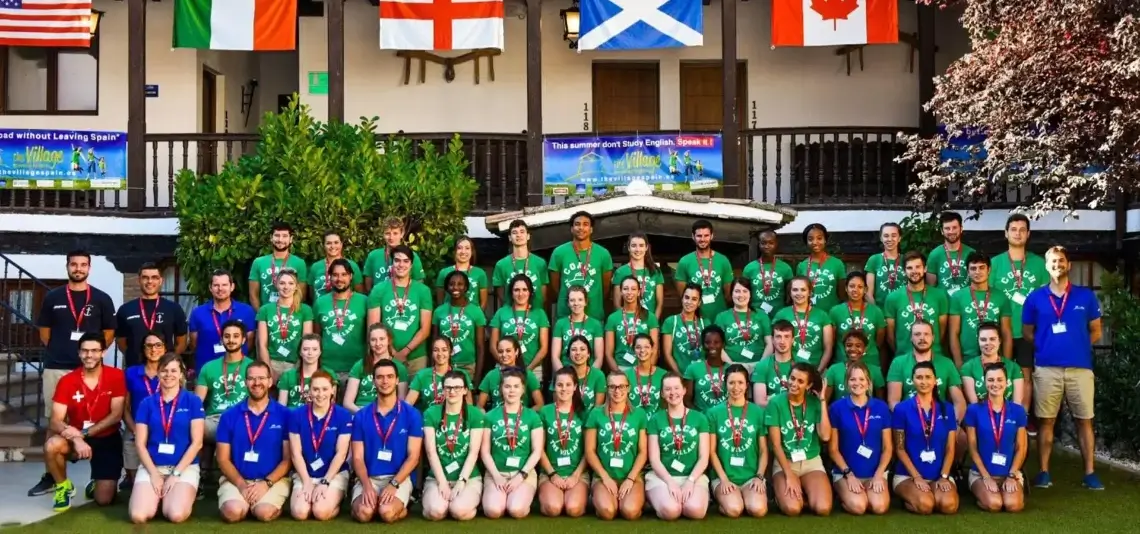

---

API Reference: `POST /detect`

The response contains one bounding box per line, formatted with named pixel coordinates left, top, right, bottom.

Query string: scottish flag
left=579, top=0, right=703, bottom=51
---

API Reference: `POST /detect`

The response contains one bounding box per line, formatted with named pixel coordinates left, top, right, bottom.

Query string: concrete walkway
left=0, top=462, right=93, bottom=528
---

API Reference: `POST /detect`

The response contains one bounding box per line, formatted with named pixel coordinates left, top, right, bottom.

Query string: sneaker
left=1083, top=473, right=1105, bottom=490
left=52, top=481, right=73, bottom=512
left=196, top=485, right=205, bottom=501
left=118, top=477, right=132, bottom=492
left=1033, top=471, right=1053, bottom=488
left=27, top=473, right=55, bottom=497
left=84, top=480, right=95, bottom=500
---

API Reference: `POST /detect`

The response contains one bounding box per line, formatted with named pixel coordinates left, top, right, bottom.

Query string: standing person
left=891, top=361, right=960, bottom=515
left=30, top=250, right=116, bottom=497
left=828, top=361, right=892, bottom=515
left=350, top=360, right=423, bottom=523
left=549, top=211, right=614, bottom=322
left=345, top=324, right=410, bottom=411
left=715, top=278, right=774, bottom=371
left=926, top=211, right=975, bottom=296
left=477, top=337, right=543, bottom=409
left=773, top=277, right=835, bottom=370
left=421, top=371, right=485, bottom=521
left=363, top=217, right=426, bottom=292
left=313, top=260, right=369, bottom=383
left=287, top=370, right=353, bottom=521
left=605, top=277, right=660, bottom=371
left=612, top=232, right=665, bottom=321
left=492, top=220, right=549, bottom=316
left=961, top=323, right=1025, bottom=404
left=187, top=269, right=256, bottom=373
left=886, top=321, right=966, bottom=416
left=884, top=252, right=951, bottom=357
left=215, top=361, right=292, bottom=523
left=195, top=321, right=255, bottom=440
left=752, top=320, right=797, bottom=407
left=559, top=336, right=608, bottom=406
left=823, top=331, right=886, bottom=401
left=1022, top=245, right=1103, bottom=490
left=367, top=246, right=434, bottom=375
left=674, top=220, right=734, bottom=319
left=248, top=222, right=309, bottom=310
left=480, top=368, right=544, bottom=519
left=626, top=334, right=667, bottom=418
left=489, top=275, right=550, bottom=382
left=584, top=371, right=649, bottom=520
left=742, top=230, right=794, bottom=316
left=276, top=335, right=335, bottom=408
left=432, top=271, right=487, bottom=379
left=661, top=284, right=707, bottom=374
left=128, top=353, right=204, bottom=524
left=551, top=286, right=605, bottom=372
left=538, top=367, right=591, bottom=517
left=830, top=272, right=887, bottom=370
left=645, top=374, right=711, bottom=520
left=121, top=332, right=166, bottom=491
left=434, top=236, right=489, bottom=310
left=115, top=262, right=188, bottom=368
left=766, top=363, right=833, bottom=517
left=707, top=364, right=769, bottom=518
left=406, top=337, right=473, bottom=411
left=964, top=365, right=1028, bottom=513
left=949, top=254, right=1012, bottom=368
left=255, top=269, right=314, bottom=380
left=683, top=325, right=730, bottom=411
left=797, top=223, right=847, bottom=311
left=40, top=333, right=125, bottom=512
left=865, top=222, right=904, bottom=306
left=308, top=230, right=364, bottom=301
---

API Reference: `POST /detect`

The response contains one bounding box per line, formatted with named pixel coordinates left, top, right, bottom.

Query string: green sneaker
left=52, top=481, right=73, bottom=513
left=84, top=480, right=95, bottom=500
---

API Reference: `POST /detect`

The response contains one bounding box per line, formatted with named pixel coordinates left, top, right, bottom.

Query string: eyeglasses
left=246, top=376, right=271, bottom=383
left=442, top=385, right=466, bottom=392
left=607, top=384, right=630, bottom=391
left=144, top=342, right=165, bottom=349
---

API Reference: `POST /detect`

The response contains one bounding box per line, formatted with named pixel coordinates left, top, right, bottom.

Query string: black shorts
left=69, top=432, right=124, bottom=481
left=1013, top=337, right=1035, bottom=368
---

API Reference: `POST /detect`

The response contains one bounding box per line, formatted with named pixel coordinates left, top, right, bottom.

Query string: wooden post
left=917, top=4, right=936, bottom=136
left=721, top=0, right=739, bottom=198
left=525, top=0, right=543, bottom=208
left=327, top=0, right=345, bottom=122
left=126, top=0, right=146, bottom=211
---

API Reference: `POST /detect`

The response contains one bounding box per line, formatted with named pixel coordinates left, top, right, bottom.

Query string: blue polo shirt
left=288, top=404, right=353, bottom=479
left=829, top=397, right=891, bottom=479
left=891, top=397, right=957, bottom=481
left=350, top=400, right=423, bottom=478
left=135, top=391, right=205, bottom=466
left=964, top=401, right=1026, bottom=478
left=217, top=400, right=290, bottom=480
left=125, top=365, right=160, bottom=418
left=1021, top=284, right=1101, bottom=368
left=188, top=302, right=257, bottom=371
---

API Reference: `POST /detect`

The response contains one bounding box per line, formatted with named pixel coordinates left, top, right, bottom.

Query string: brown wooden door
left=679, top=62, right=748, bottom=197
left=200, top=69, right=218, bottom=175
left=592, top=63, right=660, bottom=133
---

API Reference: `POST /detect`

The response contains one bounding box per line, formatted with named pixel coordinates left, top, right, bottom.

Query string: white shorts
left=135, top=464, right=202, bottom=488
left=484, top=469, right=538, bottom=489
left=892, top=473, right=956, bottom=491
left=645, top=472, right=709, bottom=492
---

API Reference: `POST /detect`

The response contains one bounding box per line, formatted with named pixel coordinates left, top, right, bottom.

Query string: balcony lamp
left=89, top=9, right=103, bottom=38
left=560, top=1, right=580, bottom=50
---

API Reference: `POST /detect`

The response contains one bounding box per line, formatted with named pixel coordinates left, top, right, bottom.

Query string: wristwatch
left=318, top=478, right=329, bottom=486
left=171, top=470, right=182, bottom=478
left=841, top=467, right=853, bottom=477
left=940, top=473, right=951, bottom=481
left=80, top=428, right=90, bottom=438
left=389, top=478, right=401, bottom=488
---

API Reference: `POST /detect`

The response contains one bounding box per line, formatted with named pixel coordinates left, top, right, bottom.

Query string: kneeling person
left=351, top=360, right=423, bottom=523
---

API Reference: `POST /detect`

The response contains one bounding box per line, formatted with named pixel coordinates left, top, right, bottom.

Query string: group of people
left=28, top=211, right=1104, bottom=524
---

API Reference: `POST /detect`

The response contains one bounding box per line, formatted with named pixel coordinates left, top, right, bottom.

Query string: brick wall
left=122, top=273, right=142, bottom=302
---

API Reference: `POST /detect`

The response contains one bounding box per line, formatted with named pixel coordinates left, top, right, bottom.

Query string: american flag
left=0, top=0, right=92, bottom=48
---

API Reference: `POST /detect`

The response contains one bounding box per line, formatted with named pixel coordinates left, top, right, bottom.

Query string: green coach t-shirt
left=312, top=292, right=368, bottom=373
left=249, top=254, right=308, bottom=305
left=989, top=251, right=1049, bottom=339
left=548, top=242, right=614, bottom=322
left=674, top=251, right=735, bottom=318
left=368, top=281, right=433, bottom=362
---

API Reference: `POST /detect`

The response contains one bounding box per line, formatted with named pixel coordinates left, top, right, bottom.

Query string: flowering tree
left=901, top=1, right=1140, bottom=216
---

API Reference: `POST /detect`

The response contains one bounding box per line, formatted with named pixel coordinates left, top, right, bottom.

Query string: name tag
left=919, top=449, right=936, bottom=464
left=608, top=457, right=624, bottom=469
left=796, top=349, right=811, bottom=361
left=243, top=451, right=260, bottom=463
left=70, top=331, right=83, bottom=341
left=506, top=456, right=521, bottom=468
left=331, top=333, right=346, bottom=346
left=740, top=348, right=755, bottom=359
left=622, top=353, right=635, bottom=364
left=789, top=449, right=807, bottom=462
left=276, top=345, right=290, bottom=358
left=82, top=420, right=94, bottom=430
left=729, top=456, right=744, bottom=467
left=310, top=457, right=325, bottom=471
left=556, top=456, right=571, bottom=467
left=269, top=294, right=279, bottom=303
left=948, top=287, right=960, bottom=296
left=213, top=344, right=225, bottom=354
left=1052, top=322, right=1067, bottom=334
left=702, top=293, right=717, bottom=304
left=669, top=459, right=686, bottom=473
left=857, top=445, right=873, bottom=459
left=1011, top=293, right=1026, bottom=305
left=377, top=450, right=393, bottom=461
left=519, top=344, right=527, bottom=354
left=157, top=442, right=176, bottom=455
left=760, top=302, right=773, bottom=314
left=445, top=461, right=459, bottom=474
left=394, top=321, right=410, bottom=332
left=452, top=344, right=462, bottom=355
left=991, top=452, right=1008, bottom=466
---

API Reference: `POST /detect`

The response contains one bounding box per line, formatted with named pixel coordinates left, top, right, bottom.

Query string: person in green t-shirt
left=479, top=367, right=544, bottom=519
left=765, top=362, right=833, bottom=516
left=421, top=371, right=486, bottom=521
left=823, top=330, right=886, bottom=401
left=883, top=252, right=951, bottom=358
left=796, top=223, right=847, bottom=311
left=864, top=222, right=903, bottom=306
left=751, top=320, right=798, bottom=407
left=493, top=220, right=550, bottom=315
left=362, top=217, right=426, bottom=292
left=886, top=321, right=966, bottom=420
left=645, top=374, right=712, bottom=520
left=432, top=270, right=487, bottom=378
left=829, top=271, right=887, bottom=369
left=248, top=222, right=309, bottom=310
left=584, top=371, right=649, bottom=521
left=434, top=236, right=489, bottom=310
left=551, top=287, right=606, bottom=371
left=343, top=324, right=409, bottom=412
left=960, top=322, right=1025, bottom=404
left=949, top=253, right=1013, bottom=367
left=406, top=338, right=474, bottom=412
left=742, top=230, right=795, bottom=316
left=367, top=245, right=434, bottom=375
left=707, top=363, right=769, bottom=518
left=194, top=320, right=253, bottom=423
left=558, top=335, right=608, bottom=406
left=490, top=274, right=551, bottom=381
left=255, top=269, right=314, bottom=379
left=990, top=214, right=1050, bottom=372
left=772, top=277, right=835, bottom=370
left=313, top=259, right=368, bottom=378
left=626, top=334, right=667, bottom=417
left=605, top=277, right=661, bottom=371
left=661, top=284, right=708, bottom=374
left=275, top=334, right=335, bottom=407
left=673, top=220, right=734, bottom=318
left=612, top=232, right=666, bottom=321
left=308, top=230, right=364, bottom=301
left=714, top=278, right=774, bottom=370
left=926, top=211, right=975, bottom=296
left=536, top=367, right=592, bottom=517
left=682, top=325, right=729, bottom=411
left=548, top=211, right=614, bottom=322
left=477, top=337, right=543, bottom=409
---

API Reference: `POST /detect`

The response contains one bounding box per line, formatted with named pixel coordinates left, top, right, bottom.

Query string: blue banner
left=0, top=128, right=127, bottom=190
left=543, top=133, right=722, bottom=196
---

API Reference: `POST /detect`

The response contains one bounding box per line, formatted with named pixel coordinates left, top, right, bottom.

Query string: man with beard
left=30, top=250, right=116, bottom=497
left=367, top=247, right=433, bottom=375
left=350, top=360, right=422, bottom=523
left=926, top=211, right=976, bottom=297
left=196, top=321, right=255, bottom=441
left=548, top=211, right=614, bottom=322
left=248, top=222, right=309, bottom=310
left=949, top=254, right=1012, bottom=368
left=886, top=321, right=965, bottom=416
left=115, top=262, right=188, bottom=368
left=884, top=252, right=950, bottom=359
left=309, top=230, right=364, bottom=301
left=41, top=333, right=126, bottom=512
left=363, top=217, right=427, bottom=292
left=674, top=219, right=735, bottom=319
left=316, top=259, right=369, bottom=383
left=188, top=269, right=256, bottom=372
left=216, top=361, right=292, bottom=522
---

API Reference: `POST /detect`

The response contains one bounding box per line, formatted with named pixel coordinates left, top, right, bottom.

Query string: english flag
left=379, top=0, right=505, bottom=51
left=772, top=0, right=898, bottom=47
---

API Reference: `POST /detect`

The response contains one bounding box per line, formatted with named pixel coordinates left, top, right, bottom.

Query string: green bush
left=1092, top=272, right=1140, bottom=460
left=174, top=97, right=478, bottom=299
left=898, top=211, right=942, bottom=255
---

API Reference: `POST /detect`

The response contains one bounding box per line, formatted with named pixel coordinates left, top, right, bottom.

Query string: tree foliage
left=1093, top=272, right=1140, bottom=460
left=174, top=99, right=478, bottom=299
left=902, top=1, right=1140, bottom=216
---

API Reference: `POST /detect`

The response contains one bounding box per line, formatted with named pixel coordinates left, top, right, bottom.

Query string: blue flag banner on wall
left=578, top=0, right=703, bottom=51
left=543, top=133, right=722, bottom=196
left=0, top=129, right=127, bottom=190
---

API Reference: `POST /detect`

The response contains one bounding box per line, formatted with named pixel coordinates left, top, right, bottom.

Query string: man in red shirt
left=42, top=332, right=126, bottom=513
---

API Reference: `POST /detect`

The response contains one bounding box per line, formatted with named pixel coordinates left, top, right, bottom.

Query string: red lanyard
left=555, top=407, right=572, bottom=449
left=502, top=407, right=522, bottom=451
left=512, top=254, right=531, bottom=278
left=211, top=306, right=232, bottom=337
left=222, top=359, right=238, bottom=396
left=66, top=286, right=91, bottom=330
left=444, top=408, right=463, bottom=453
left=681, top=317, right=700, bottom=349
left=514, top=306, right=530, bottom=339
left=1008, top=255, right=1025, bottom=289
left=917, top=400, right=937, bottom=447
left=270, top=254, right=289, bottom=285
left=852, top=403, right=871, bottom=442
left=448, top=305, right=465, bottom=338
left=308, top=406, right=334, bottom=451
left=275, top=304, right=290, bottom=340
left=733, top=309, right=752, bottom=342
left=706, top=362, right=723, bottom=397
left=142, top=373, right=157, bottom=397
left=159, top=392, right=179, bottom=443
left=727, top=403, right=747, bottom=446
left=774, top=358, right=790, bottom=390
left=697, top=252, right=715, bottom=287
left=371, top=403, right=401, bottom=450
left=430, top=368, right=450, bottom=404
left=622, top=311, right=640, bottom=346
left=568, top=317, right=585, bottom=337
left=906, top=288, right=927, bottom=321
left=807, top=255, right=828, bottom=283
left=323, top=259, right=336, bottom=291
left=575, top=243, right=592, bottom=278
left=333, top=292, right=352, bottom=330
left=945, top=245, right=962, bottom=278
left=244, top=408, right=269, bottom=447
left=788, top=398, right=807, bottom=442
left=391, top=278, right=408, bottom=315
left=607, top=405, right=629, bottom=450
left=847, top=302, right=865, bottom=330
left=970, top=289, right=992, bottom=322
left=668, top=409, right=688, bottom=451
left=1048, top=283, right=1071, bottom=321
left=636, top=367, right=653, bottom=406
left=793, top=307, right=810, bottom=345
left=139, top=298, right=159, bottom=331
left=988, top=400, right=1006, bottom=445
left=885, top=254, right=900, bottom=289
left=758, top=259, right=774, bottom=294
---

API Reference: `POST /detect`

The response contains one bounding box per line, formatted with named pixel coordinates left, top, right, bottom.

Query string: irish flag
left=173, top=0, right=297, bottom=50
left=772, top=0, right=898, bottom=47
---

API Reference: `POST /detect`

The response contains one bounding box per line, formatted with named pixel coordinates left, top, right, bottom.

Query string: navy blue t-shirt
left=115, top=297, right=188, bottom=368
left=829, top=396, right=892, bottom=479
left=36, top=285, right=116, bottom=369
left=1022, top=284, right=1101, bottom=368
left=187, top=302, right=257, bottom=371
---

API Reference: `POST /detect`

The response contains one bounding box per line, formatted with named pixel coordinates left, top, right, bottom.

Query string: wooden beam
left=327, top=0, right=345, bottom=122
left=127, top=0, right=146, bottom=212
left=525, top=0, right=543, bottom=208
left=721, top=0, right=740, bottom=198
left=917, top=4, right=936, bottom=136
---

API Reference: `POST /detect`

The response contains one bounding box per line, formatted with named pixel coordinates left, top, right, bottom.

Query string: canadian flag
left=772, top=0, right=898, bottom=47
left=379, top=0, right=505, bottom=51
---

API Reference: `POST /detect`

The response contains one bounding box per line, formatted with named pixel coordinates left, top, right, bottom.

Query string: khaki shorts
left=292, top=470, right=349, bottom=493
left=218, top=476, right=291, bottom=509
left=42, top=368, right=70, bottom=413
left=1034, top=366, right=1094, bottom=419
left=270, top=360, right=295, bottom=381
left=352, top=475, right=414, bottom=505
left=538, top=472, right=591, bottom=486
left=204, top=414, right=222, bottom=442
left=406, top=358, right=428, bottom=376
left=968, top=470, right=1023, bottom=488
left=772, top=455, right=826, bottom=477
left=136, top=464, right=202, bottom=488
left=122, top=428, right=140, bottom=470
left=645, top=472, right=709, bottom=492
left=892, top=473, right=955, bottom=491
left=831, top=473, right=872, bottom=484
left=424, top=475, right=484, bottom=496
left=483, top=469, right=538, bottom=489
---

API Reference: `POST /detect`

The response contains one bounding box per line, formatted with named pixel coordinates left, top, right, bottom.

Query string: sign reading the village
left=542, top=133, right=723, bottom=196
left=0, top=129, right=127, bottom=190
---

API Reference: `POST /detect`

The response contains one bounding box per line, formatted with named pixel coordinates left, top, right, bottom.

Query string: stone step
left=0, top=421, right=42, bottom=450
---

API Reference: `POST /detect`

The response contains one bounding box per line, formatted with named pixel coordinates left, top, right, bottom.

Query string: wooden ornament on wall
left=396, top=49, right=501, bottom=85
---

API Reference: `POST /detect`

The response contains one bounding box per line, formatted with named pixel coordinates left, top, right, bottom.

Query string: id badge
left=760, top=302, right=773, bottom=314
left=991, top=452, right=1008, bottom=466
left=608, top=457, right=624, bottom=468
left=243, top=451, right=260, bottom=463
left=331, top=333, right=346, bottom=346
left=796, top=349, right=811, bottom=361
left=1012, top=293, right=1026, bottom=305
left=276, top=345, right=291, bottom=358
left=557, top=456, right=571, bottom=467
left=622, top=353, right=635, bottom=365
left=857, top=445, right=873, bottom=459
left=519, top=344, right=527, bottom=354
left=789, top=449, right=807, bottom=462
left=702, top=293, right=716, bottom=304
left=310, top=458, right=325, bottom=471
left=1052, top=322, right=1067, bottom=334
left=377, top=450, right=393, bottom=461
left=948, top=287, right=960, bottom=296
left=506, top=456, right=521, bottom=468
left=158, top=443, right=176, bottom=455
left=70, top=331, right=83, bottom=341
left=394, top=321, right=410, bottom=332
left=452, top=344, right=462, bottom=355
left=82, top=420, right=94, bottom=430
left=919, top=449, right=936, bottom=464
left=445, top=461, right=460, bottom=474
left=269, top=294, right=279, bottom=303
left=213, top=343, right=225, bottom=354
left=729, top=456, right=745, bottom=467
left=670, top=459, right=686, bottom=473
left=740, top=348, right=755, bottom=359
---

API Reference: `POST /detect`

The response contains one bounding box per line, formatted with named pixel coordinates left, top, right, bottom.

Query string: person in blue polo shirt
left=351, top=360, right=424, bottom=523
left=187, top=269, right=256, bottom=372
left=1021, top=245, right=1103, bottom=490
left=288, top=370, right=353, bottom=521
left=964, top=364, right=1027, bottom=513
left=215, top=361, right=291, bottom=522
left=891, top=361, right=959, bottom=515
left=827, top=361, right=892, bottom=516
left=128, top=353, right=204, bottom=525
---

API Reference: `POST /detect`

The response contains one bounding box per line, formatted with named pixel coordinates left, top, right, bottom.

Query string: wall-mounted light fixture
left=560, top=1, right=580, bottom=50
left=89, top=9, right=103, bottom=37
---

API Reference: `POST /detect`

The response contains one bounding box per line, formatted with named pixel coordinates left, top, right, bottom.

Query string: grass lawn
left=8, top=450, right=1138, bottom=534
